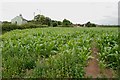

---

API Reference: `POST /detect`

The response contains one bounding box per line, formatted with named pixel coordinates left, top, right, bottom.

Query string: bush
left=62, top=19, right=72, bottom=27
left=57, top=21, right=62, bottom=25
left=21, top=23, right=41, bottom=29
left=2, top=23, right=20, bottom=31
left=85, top=22, right=96, bottom=27
left=1, top=23, right=48, bottom=32
left=40, top=25, right=48, bottom=28
left=52, top=22, right=58, bottom=27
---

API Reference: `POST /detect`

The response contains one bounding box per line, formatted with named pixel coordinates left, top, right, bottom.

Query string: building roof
left=13, top=14, right=28, bottom=21
left=19, top=14, right=28, bottom=21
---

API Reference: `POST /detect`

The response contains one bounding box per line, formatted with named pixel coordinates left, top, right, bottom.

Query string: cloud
left=95, top=16, right=118, bottom=25
left=1, top=1, right=118, bottom=25
left=1, top=0, right=119, bottom=2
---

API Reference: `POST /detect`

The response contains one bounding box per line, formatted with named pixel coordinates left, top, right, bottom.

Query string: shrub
left=2, top=23, right=20, bottom=31
left=1, top=23, right=48, bottom=32
left=21, top=23, right=39, bottom=29
left=85, top=22, right=96, bottom=27
left=62, top=19, right=72, bottom=27
left=40, top=25, right=48, bottom=28
left=52, top=22, right=58, bottom=27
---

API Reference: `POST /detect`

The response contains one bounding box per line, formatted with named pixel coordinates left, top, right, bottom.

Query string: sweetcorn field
left=0, top=27, right=119, bottom=78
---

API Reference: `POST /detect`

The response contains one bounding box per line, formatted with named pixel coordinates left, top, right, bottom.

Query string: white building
left=11, top=14, right=27, bottom=25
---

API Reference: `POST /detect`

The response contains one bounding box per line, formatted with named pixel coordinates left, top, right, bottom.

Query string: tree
left=62, top=19, right=72, bottom=27
left=34, top=14, right=52, bottom=26
left=85, top=22, right=96, bottom=27
left=52, top=22, right=58, bottom=27
left=34, top=14, right=40, bottom=22
left=51, top=20, right=58, bottom=27
left=45, top=17, right=51, bottom=26
left=57, top=21, right=62, bottom=25
left=34, top=14, right=46, bottom=25
left=85, top=22, right=91, bottom=27
left=2, top=21, right=11, bottom=24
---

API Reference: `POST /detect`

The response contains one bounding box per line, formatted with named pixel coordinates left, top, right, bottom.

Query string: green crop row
left=96, top=29, right=119, bottom=70
left=1, top=27, right=119, bottom=78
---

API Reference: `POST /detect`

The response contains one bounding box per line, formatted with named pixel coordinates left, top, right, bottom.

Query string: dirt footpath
left=84, top=41, right=114, bottom=78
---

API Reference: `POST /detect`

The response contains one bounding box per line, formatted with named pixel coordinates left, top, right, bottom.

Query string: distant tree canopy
left=57, top=21, right=62, bottom=25
left=51, top=20, right=57, bottom=27
left=85, top=22, right=96, bottom=27
left=62, top=19, right=72, bottom=27
left=45, top=17, right=51, bottom=26
left=2, top=21, right=11, bottom=24
left=34, top=14, right=44, bottom=24
left=33, top=14, right=73, bottom=27
left=52, top=22, right=58, bottom=27
left=34, top=14, right=51, bottom=26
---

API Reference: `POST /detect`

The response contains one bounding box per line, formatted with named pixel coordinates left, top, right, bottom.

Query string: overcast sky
left=0, top=0, right=119, bottom=25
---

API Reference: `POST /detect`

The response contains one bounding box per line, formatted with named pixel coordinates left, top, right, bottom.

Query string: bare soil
left=85, top=42, right=114, bottom=78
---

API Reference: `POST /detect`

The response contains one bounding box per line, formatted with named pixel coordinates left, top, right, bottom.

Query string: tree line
left=3, top=14, right=119, bottom=32
left=29, top=14, right=73, bottom=27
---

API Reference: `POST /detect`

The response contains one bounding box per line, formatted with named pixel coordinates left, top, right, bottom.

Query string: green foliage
left=34, top=14, right=52, bottom=26
left=2, top=21, right=11, bottom=24
left=1, top=28, right=92, bottom=78
left=85, top=22, right=96, bottom=27
left=52, top=22, right=58, bottom=27
left=34, top=14, right=46, bottom=25
left=21, top=23, right=48, bottom=28
left=57, top=21, right=62, bottom=25
left=45, top=17, right=51, bottom=26
left=62, top=19, right=72, bottom=27
left=1, top=23, right=48, bottom=32
left=1, top=27, right=118, bottom=78
left=95, top=29, right=119, bottom=70
left=1, top=23, right=20, bottom=31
